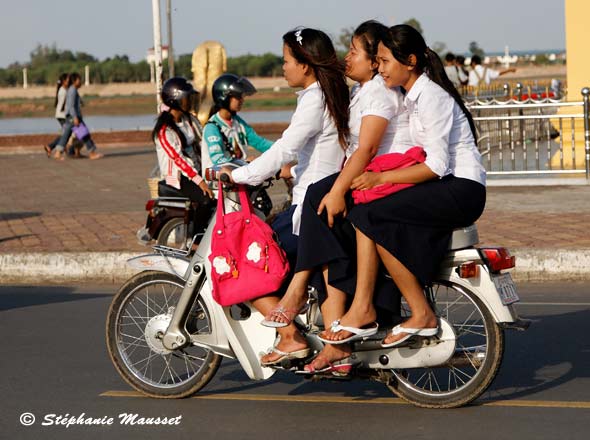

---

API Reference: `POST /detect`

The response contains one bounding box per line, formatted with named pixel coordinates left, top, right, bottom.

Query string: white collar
left=296, top=81, right=320, bottom=97
left=404, top=73, right=429, bottom=105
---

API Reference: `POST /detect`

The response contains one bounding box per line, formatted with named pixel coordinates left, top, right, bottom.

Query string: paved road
left=1, top=282, right=589, bottom=439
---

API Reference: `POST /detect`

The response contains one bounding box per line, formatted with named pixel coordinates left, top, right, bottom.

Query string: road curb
left=1, top=248, right=589, bottom=284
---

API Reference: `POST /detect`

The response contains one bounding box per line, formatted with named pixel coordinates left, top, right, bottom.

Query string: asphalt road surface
left=1, top=281, right=589, bottom=440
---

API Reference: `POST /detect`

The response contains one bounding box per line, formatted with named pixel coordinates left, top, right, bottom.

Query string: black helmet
left=161, top=77, right=198, bottom=111
left=211, top=74, right=257, bottom=109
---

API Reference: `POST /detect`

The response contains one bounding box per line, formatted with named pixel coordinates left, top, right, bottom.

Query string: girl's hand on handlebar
left=317, top=191, right=347, bottom=228
left=351, top=171, right=383, bottom=191
left=198, top=180, right=214, bottom=198
left=219, top=167, right=235, bottom=184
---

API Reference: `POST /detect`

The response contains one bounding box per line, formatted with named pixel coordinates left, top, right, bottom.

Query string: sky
left=0, top=0, right=566, bottom=68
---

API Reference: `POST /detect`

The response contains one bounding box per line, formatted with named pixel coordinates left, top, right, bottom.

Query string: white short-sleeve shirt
left=347, top=75, right=413, bottom=158
left=404, top=73, right=486, bottom=186
left=468, top=65, right=500, bottom=87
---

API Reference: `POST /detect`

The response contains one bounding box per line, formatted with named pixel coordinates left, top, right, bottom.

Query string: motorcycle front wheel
left=386, top=280, right=504, bottom=408
left=106, top=271, right=220, bottom=398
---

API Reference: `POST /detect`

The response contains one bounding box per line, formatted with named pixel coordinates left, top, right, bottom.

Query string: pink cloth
left=352, top=146, right=426, bottom=204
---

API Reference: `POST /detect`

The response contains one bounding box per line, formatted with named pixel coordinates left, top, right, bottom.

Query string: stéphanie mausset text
left=41, top=413, right=183, bottom=428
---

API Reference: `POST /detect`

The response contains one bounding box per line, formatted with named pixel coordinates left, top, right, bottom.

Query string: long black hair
left=352, top=20, right=389, bottom=75
left=54, top=73, right=70, bottom=108
left=283, top=28, right=350, bottom=150
left=380, top=24, right=477, bottom=142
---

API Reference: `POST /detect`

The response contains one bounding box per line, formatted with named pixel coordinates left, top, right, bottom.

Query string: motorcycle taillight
left=481, top=247, right=516, bottom=272
left=145, top=200, right=156, bottom=211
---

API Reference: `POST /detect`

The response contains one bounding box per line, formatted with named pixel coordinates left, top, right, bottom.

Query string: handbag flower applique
left=246, top=242, right=262, bottom=263
left=212, top=256, right=231, bottom=275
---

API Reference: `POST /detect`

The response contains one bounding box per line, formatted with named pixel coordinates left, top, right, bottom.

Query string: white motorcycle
left=106, top=176, right=529, bottom=409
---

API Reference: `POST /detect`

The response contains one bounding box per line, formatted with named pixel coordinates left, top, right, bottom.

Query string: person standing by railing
left=468, top=55, right=516, bottom=87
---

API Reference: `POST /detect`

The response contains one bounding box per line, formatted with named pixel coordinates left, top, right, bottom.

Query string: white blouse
left=232, top=82, right=345, bottom=234
left=347, top=75, right=412, bottom=158
left=404, top=73, right=486, bottom=186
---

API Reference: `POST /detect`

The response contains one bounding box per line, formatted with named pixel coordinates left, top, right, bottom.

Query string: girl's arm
left=239, top=116, right=273, bottom=153
left=230, top=92, right=323, bottom=186
left=157, top=125, right=213, bottom=197
left=351, top=163, right=438, bottom=190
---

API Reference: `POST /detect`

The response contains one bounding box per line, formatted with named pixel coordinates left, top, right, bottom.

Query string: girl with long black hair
left=154, top=77, right=213, bottom=205
left=221, top=27, right=350, bottom=366
left=320, top=24, right=485, bottom=354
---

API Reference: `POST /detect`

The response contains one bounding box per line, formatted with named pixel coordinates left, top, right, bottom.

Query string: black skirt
left=295, top=173, right=402, bottom=314
left=347, top=175, right=486, bottom=286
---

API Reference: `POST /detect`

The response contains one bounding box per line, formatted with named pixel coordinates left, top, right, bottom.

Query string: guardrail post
left=516, top=82, right=524, bottom=144
left=503, top=83, right=510, bottom=100
left=582, top=87, right=590, bottom=181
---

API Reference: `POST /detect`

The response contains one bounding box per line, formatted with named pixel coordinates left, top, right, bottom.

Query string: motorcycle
left=106, top=173, right=529, bottom=409
left=136, top=171, right=274, bottom=252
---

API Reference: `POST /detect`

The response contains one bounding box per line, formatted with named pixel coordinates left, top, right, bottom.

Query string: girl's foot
left=303, top=344, right=352, bottom=374
left=89, top=152, right=104, bottom=160
left=43, top=145, right=51, bottom=157
left=263, top=290, right=308, bottom=326
left=381, top=314, right=438, bottom=346
left=320, top=306, right=377, bottom=342
left=260, top=332, right=308, bottom=365
left=53, top=151, right=65, bottom=161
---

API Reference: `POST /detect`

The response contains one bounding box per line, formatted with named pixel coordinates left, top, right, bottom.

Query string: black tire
left=156, top=218, right=189, bottom=250
left=106, top=271, right=221, bottom=398
left=386, top=280, right=504, bottom=408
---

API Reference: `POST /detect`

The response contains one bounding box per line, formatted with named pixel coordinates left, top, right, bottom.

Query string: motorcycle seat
left=449, top=224, right=479, bottom=250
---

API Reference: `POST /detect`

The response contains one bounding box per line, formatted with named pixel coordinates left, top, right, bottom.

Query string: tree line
left=0, top=20, right=560, bottom=87
left=0, top=44, right=285, bottom=87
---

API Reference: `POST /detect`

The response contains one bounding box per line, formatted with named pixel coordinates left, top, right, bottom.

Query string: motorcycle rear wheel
left=386, top=280, right=504, bottom=408
left=157, top=218, right=190, bottom=251
left=106, top=271, right=220, bottom=398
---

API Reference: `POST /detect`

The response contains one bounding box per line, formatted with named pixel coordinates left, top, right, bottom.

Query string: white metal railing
left=467, top=87, right=590, bottom=180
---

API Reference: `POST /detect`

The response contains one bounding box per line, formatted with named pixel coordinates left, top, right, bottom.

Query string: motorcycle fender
left=438, top=249, right=519, bottom=323
left=127, top=254, right=190, bottom=280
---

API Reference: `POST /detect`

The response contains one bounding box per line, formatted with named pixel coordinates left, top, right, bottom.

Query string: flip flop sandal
left=43, top=145, right=52, bottom=157
left=260, top=346, right=311, bottom=367
left=260, top=303, right=309, bottom=328
left=381, top=324, right=439, bottom=348
left=299, top=355, right=353, bottom=377
left=318, top=319, right=379, bottom=345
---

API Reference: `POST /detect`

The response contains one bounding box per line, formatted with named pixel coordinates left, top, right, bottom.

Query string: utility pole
left=85, top=65, right=90, bottom=86
left=22, top=68, right=28, bottom=89
left=166, top=0, right=175, bottom=77
left=151, top=0, right=164, bottom=111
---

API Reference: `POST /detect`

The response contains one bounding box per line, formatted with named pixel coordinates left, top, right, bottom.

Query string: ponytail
left=54, top=73, right=69, bottom=108
left=423, top=47, right=477, bottom=143
left=382, top=25, right=477, bottom=143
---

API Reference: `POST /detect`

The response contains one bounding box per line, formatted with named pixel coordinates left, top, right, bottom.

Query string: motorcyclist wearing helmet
left=202, top=74, right=273, bottom=174
left=153, top=77, right=214, bottom=203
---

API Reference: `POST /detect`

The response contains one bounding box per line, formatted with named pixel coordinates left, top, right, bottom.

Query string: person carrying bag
left=209, top=184, right=289, bottom=306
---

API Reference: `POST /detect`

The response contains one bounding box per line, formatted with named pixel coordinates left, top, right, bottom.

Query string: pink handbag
left=208, top=184, right=290, bottom=306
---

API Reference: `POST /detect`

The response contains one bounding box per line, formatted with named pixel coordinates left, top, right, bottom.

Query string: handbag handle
left=215, top=181, right=253, bottom=227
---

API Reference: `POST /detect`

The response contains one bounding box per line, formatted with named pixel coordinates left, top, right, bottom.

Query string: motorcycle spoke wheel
left=387, top=281, right=504, bottom=408
left=106, top=271, right=220, bottom=398
left=157, top=218, right=190, bottom=250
